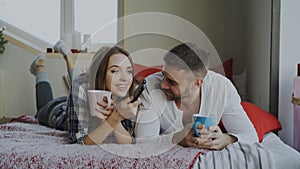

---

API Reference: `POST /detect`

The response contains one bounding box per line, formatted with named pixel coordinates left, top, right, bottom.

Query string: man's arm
left=135, top=109, right=174, bottom=144
left=221, top=79, right=258, bottom=144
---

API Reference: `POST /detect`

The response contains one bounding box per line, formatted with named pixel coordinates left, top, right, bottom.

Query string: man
left=135, top=42, right=258, bottom=150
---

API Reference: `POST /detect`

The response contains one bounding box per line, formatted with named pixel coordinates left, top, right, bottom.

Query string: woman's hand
left=95, top=98, right=115, bottom=119
left=115, top=96, right=141, bottom=120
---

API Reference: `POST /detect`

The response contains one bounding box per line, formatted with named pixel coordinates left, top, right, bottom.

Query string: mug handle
left=193, top=122, right=202, bottom=137
left=104, top=96, right=112, bottom=109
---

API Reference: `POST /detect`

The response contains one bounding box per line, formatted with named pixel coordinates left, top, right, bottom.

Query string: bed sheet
left=0, top=121, right=206, bottom=169
left=2, top=116, right=296, bottom=169
left=191, top=132, right=300, bottom=169
left=261, top=132, right=300, bottom=169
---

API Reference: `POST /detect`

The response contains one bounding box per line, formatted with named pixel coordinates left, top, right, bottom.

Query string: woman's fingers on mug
left=93, top=108, right=108, bottom=119
left=97, top=101, right=106, bottom=108
left=95, top=107, right=113, bottom=118
left=97, top=100, right=114, bottom=110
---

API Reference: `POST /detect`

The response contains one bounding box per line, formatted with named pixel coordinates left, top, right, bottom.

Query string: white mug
left=87, top=90, right=112, bottom=119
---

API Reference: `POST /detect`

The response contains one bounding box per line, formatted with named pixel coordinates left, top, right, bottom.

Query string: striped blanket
left=195, top=142, right=276, bottom=169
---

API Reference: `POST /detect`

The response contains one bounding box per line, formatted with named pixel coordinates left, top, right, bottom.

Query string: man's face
left=160, top=64, right=195, bottom=101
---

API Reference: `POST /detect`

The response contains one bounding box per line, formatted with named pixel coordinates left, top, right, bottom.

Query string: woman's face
left=105, top=53, right=133, bottom=97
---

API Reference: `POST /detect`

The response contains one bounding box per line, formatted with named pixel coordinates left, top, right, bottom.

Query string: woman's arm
left=113, top=120, right=133, bottom=144
left=83, top=109, right=123, bottom=145
left=83, top=97, right=140, bottom=145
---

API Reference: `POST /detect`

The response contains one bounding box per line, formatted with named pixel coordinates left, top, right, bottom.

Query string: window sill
left=46, top=53, right=94, bottom=59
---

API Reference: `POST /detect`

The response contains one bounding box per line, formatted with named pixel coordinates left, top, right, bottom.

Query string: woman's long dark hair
left=87, top=46, right=135, bottom=97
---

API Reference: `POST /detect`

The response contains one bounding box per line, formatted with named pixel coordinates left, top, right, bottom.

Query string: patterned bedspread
left=0, top=118, right=204, bottom=169
left=0, top=116, right=276, bottom=169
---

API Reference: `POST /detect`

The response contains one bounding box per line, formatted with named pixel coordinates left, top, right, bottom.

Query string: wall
left=278, top=0, right=300, bottom=146
left=0, top=43, right=69, bottom=118
left=124, top=0, right=247, bottom=74
left=0, top=1, right=250, bottom=120
left=245, top=0, right=271, bottom=111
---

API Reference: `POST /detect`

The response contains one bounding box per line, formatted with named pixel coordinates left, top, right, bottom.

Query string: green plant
left=0, top=29, right=8, bottom=54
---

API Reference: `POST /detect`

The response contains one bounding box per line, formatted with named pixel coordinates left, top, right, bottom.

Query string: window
left=0, top=0, right=118, bottom=51
left=0, top=0, right=60, bottom=45
left=75, top=0, right=117, bottom=44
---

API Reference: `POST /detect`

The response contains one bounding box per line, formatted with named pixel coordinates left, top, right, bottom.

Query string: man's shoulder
left=205, top=70, right=238, bottom=97
left=146, top=71, right=163, bottom=80
left=142, top=72, right=166, bottom=100
left=144, top=72, right=163, bottom=89
left=206, top=70, right=231, bottom=84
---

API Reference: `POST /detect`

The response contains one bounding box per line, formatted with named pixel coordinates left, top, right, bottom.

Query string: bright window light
left=0, top=0, right=118, bottom=48
left=75, top=0, right=117, bottom=44
left=0, top=0, right=60, bottom=45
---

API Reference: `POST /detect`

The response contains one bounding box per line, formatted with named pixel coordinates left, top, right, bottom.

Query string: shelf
left=45, top=52, right=95, bottom=59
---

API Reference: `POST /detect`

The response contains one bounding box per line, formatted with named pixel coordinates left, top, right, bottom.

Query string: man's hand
left=173, top=124, right=237, bottom=150
left=200, top=126, right=238, bottom=150
left=172, top=123, right=211, bottom=147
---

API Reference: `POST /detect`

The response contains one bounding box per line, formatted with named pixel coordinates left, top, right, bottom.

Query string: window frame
left=0, top=0, right=122, bottom=53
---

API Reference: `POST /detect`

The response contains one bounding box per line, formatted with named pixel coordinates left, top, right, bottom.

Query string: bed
left=1, top=105, right=300, bottom=169
left=0, top=116, right=204, bottom=169
left=1, top=64, right=300, bottom=168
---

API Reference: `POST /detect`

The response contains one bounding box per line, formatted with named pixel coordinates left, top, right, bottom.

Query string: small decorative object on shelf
left=46, top=48, right=53, bottom=53
left=292, top=63, right=300, bottom=152
left=0, top=27, right=8, bottom=55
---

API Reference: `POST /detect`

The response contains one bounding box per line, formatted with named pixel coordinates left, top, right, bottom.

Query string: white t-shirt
left=135, top=70, right=258, bottom=144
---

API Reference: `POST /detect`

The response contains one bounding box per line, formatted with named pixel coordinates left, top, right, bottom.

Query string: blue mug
left=193, top=114, right=216, bottom=137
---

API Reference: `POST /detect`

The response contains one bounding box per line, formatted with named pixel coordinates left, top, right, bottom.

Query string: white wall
left=0, top=43, right=69, bottom=118
left=245, top=0, right=271, bottom=111
left=278, top=0, right=300, bottom=146
left=125, top=0, right=247, bottom=74
left=0, top=1, right=249, bottom=120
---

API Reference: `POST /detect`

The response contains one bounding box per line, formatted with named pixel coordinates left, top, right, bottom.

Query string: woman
left=68, top=45, right=141, bottom=145
left=30, top=40, right=140, bottom=145
left=30, top=40, right=75, bottom=130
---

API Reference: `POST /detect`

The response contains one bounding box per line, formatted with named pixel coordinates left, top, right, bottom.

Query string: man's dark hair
left=164, top=42, right=208, bottom=78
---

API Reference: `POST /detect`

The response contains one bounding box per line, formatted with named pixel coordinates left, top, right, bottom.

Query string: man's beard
left=163, top=88, right=191, bottom=101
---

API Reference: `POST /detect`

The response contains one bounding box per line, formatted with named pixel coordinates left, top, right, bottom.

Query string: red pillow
left=241, top=102, right=282, bottom=142
left=218, top=102, right=282, bottom=142
left=210, top=58, right=233, bottom=82
left=134, top=58, right=233, bottom=83
left=134, top=64, right=162, bottom=83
